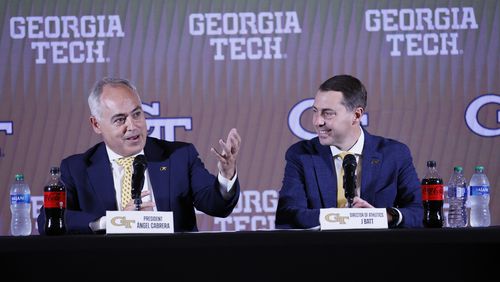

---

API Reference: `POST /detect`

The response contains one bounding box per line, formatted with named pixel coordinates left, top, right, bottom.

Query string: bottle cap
left=454, top=166, right=463, bottom=173
left=15, top=174, right=24, bottom=181
left=50, top=166, right=60, bottom=175
left=427, top=160, right=436, bottom=167
left=474, top=165, right=484, bottom=173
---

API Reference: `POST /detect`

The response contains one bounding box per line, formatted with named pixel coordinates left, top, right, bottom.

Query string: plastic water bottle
left=469, top=166, right=490, bottom=227
left=446, top=166, right=468, bottom=228
left=10, top=173, right=32, bottom=236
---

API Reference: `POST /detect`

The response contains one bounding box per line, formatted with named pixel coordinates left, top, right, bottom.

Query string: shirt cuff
left=89, top=216, right=106, bottom=232
left=218, top=171, right=237, bottom=200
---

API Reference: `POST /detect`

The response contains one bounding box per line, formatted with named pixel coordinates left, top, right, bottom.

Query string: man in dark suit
left=275, top=74, right=423, bottom=229
left=37, top=77, right=241, bottom=234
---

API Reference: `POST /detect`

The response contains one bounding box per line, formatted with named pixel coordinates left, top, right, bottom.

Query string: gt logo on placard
left=324, top=213, right=350, bottom=224
left=110, top=216, right=135, bottom=228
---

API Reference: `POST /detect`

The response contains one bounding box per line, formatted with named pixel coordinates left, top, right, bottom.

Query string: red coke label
left=421, top=184, right=444, bottom=201
left=43, top=191, right=66, bottom=208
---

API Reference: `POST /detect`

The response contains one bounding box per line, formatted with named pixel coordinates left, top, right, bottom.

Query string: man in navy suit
left=37, top=77, right=241, bottom=234
left=276, top=74, right=423, bottom=229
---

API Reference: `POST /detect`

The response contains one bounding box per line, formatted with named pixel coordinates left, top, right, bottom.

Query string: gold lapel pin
left=160, top=166, right=168, bottom=171
left=371, top=159, right=380, bottom=165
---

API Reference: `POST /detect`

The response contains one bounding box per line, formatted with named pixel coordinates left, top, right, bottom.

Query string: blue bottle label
left=10, top=194, right=31, bottom=204
left=470, top=185, right=489, bottom=196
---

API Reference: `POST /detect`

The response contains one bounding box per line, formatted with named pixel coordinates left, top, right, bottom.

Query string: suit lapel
left=360, top=130, right=382, bottom=204
left=313, top=140, right=337, bottom=208
left=87, top=144, right=118, bottom=211
left=144, top=138, right=171, bottom=211
left=147, top=160, right=171, bottom=211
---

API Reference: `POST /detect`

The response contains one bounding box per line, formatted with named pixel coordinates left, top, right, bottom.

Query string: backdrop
left=0, top=0, right=498, bottom=235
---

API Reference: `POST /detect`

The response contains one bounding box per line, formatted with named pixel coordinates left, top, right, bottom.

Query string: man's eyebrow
left=315, top=107, right=334, bottom=112
left=110, top=106, right=142, bottom=121
left=110, top=113, right=126, bottom=121
left=131, top=106, right=142, bottom=113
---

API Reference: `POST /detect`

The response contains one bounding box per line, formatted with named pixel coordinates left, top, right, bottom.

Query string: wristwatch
left=386, top=207, right=400, bottom=228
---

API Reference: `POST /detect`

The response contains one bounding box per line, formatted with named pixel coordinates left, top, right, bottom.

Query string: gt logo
left=465, top=94, right=500, bottom=137
left=324, top=213, right=350, bottom=224
left=110, top=216, right=136, bottom=228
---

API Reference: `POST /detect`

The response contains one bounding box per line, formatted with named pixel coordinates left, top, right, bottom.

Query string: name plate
left=106, top=211, right=174, bottom=234
left=319, top=208, right=388, bottom=230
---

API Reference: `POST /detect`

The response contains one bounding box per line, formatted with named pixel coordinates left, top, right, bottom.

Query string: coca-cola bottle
left=43, top=166, right=67, bottom=235
left=421, top=160, right=444, bottom=228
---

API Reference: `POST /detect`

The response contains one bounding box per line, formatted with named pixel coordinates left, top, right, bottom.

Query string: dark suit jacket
left=275, top=128, right=423, bottom=229
left=37, top=137, right=240, bottom=234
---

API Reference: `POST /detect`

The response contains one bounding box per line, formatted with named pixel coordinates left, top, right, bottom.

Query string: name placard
left=319, top=208, right=388, bottom=230
left=106, top=211, right=174, bottom=234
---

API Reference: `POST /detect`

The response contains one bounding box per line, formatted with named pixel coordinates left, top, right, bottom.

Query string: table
left=1, top=227, right=499, bottom=281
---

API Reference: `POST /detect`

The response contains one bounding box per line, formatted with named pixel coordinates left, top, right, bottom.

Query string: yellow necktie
left=336, top=151, right=350, bottom=208
left=116, top=156, right=134, bottom=210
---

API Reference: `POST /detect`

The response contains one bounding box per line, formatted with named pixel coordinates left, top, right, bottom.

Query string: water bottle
left=442, top=185, right=449, bottom=228
left=469, top=166, right=490, bottom=227
left=446, top=166, right=468, bottom=228
left=10, top=173, right=32, bottom=236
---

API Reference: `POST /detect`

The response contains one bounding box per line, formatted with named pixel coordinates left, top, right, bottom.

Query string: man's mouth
left=318, top=129, right=331, bottom=135
left=125, top=135, right=140, bottom=141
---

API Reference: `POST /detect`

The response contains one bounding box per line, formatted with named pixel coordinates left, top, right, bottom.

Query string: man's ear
left=90, top=116, right=102, bottom=134
left=353, top=107, right=364, bottom=123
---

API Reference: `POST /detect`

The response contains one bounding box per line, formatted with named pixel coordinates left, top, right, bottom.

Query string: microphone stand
left=134, top=196, right=142, bottom=211
left=131, top=154, right=147, bottom=211
left=347, top=197, right=354, bottom=208
left=343, top=154, right=357, bottom=209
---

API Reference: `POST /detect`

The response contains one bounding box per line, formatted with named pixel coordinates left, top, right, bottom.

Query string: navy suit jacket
left=275, top=128, right=423, bottom=229
left=37, top=137, right=240, bottom=234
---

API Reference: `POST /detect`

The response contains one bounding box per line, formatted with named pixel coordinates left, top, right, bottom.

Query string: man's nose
left=125, top=116, right=136, bottom=130
left=313, top=114, right=324, bottom=126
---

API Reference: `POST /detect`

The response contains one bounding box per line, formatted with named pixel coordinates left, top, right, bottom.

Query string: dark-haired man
left=276, top=74, right=422, bottom=229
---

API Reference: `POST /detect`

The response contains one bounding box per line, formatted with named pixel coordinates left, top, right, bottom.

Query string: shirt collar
left=105, top=145, right=145, bottom=163
left=330, top=127, right=365, bottom=156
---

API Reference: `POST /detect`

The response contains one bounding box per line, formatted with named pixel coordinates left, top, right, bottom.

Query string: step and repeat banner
left=0, top=0, right=498, bottom=235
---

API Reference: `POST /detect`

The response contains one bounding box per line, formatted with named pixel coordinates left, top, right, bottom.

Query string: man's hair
left=318, top=74, right=367, bottom=111
left=88, top=77, right=139, bottom=120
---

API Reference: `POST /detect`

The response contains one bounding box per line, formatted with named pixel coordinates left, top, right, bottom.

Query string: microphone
left=342, top=154, right=357, bottom=208
left=131, top=154, right=147, bottom=211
